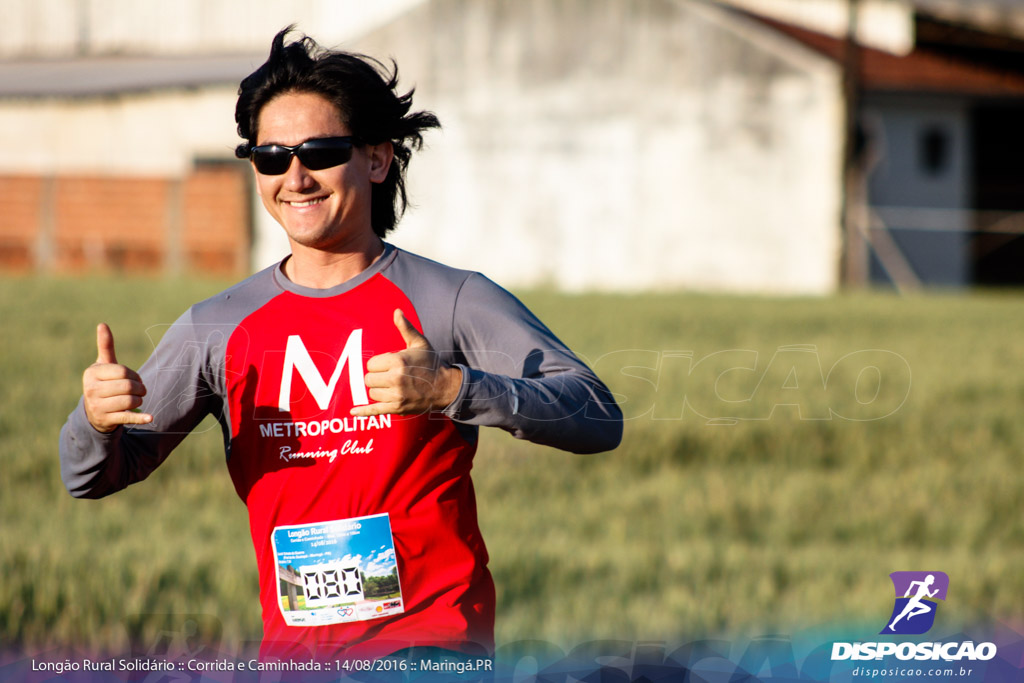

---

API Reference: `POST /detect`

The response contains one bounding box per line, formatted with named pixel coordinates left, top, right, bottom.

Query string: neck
left=283, top=235, right=385, bottom=289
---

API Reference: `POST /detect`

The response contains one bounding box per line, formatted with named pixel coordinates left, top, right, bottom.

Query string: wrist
left=439, top=364, right=464, bottom=410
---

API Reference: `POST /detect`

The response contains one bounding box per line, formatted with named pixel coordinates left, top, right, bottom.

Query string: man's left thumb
left=394, top=309, right=428, bottom=349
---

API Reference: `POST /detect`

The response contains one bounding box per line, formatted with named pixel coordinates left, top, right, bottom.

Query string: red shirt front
left=225, top=273, right=493, bottom=660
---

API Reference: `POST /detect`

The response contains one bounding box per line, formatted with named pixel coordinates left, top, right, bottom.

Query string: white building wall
left=0, top=0, right=848, bottom=293
left=0, top=88, right=239, bottom=176
left=358, top=0, right=846, bottom=293
left=0, top=0, right=426, bottom=57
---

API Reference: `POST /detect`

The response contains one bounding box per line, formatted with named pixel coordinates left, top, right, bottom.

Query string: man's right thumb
left=96, top=323, right=118, bottom=364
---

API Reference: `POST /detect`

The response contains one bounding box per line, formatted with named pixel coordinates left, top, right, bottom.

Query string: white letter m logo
left=278, top=330, right=369, bottom=411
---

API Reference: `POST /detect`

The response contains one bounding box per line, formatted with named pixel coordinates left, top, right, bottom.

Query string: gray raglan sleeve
left=59, top=308, right=219, bottom=498
left=441, top=273, right=622, bottom=454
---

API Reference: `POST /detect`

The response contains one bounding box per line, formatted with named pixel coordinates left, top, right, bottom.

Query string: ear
left=367, top=141, right=394, bottom=184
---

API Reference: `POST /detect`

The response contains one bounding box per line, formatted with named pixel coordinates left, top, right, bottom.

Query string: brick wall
left=54, top=176, right=170, bottom=271
left=182, top=164, right=250, bottom=274
left=0, top=163, right=250, bottom=275
left=0, top=176, right=44, bottom=269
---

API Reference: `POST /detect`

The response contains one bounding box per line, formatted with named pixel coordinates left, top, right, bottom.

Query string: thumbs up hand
left=82, top=323, right=153, bottom=432
left=351, top=309, right=463, bottom=417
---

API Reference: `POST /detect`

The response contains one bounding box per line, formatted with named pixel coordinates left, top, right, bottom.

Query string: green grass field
left=2, top=275, right=1022, bottom=655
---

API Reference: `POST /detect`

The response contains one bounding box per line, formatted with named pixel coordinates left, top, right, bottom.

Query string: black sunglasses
left=249, top=136, right=363, bottom=175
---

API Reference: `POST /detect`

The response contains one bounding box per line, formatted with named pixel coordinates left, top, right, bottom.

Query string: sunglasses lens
left=250, top=138, right=357, bottom=174
left=297, top=140, right=354, bottom=171
left=251, top=147, right=292, bottom=175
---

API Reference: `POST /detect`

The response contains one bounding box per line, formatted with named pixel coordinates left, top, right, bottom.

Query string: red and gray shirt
left=59, top=243, right=622, bottom=660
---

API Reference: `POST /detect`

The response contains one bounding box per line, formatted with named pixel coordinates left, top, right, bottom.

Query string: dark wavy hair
left=235, top=27, right=440, bottom=237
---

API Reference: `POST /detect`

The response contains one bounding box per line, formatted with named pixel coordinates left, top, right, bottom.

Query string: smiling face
left=252, top=90, right=391, bottom=255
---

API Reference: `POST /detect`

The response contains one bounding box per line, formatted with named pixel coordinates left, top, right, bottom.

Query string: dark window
left=919, top=126, right=950, bottom=176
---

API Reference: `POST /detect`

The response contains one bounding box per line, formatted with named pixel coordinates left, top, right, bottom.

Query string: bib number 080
left=300, top=563, right=363, bottom=607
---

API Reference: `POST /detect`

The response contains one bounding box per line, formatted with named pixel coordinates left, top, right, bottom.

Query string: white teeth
left=288, top=198, right=324, bottom=207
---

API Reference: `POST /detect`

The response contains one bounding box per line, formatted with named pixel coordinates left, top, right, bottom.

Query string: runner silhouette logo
left=881, top=571, right=949, bottom=635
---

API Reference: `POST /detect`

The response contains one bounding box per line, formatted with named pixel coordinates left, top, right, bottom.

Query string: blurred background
left=1, top=0, right=1023, bottom=665
left=2, top=0, right=1023, bottom=292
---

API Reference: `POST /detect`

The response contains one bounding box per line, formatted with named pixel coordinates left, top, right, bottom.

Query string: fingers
left=363, top=311, right=430, bottom=373
left=84, top=323, right=152, bottom=432
left=349, top=311, right=444, bottom=417
left=350, top=402, right=401, bottom=418
left=89, top=362, right=145, bottom=383
left=90, top=393, right=147, bottom=414
left=96, top=408, right=155, bottom=429
left=362, top=357, right=425, bottom=387
left=91, top=377, right=147, bottom=399
left=96, top=322, right=118, bottom=364
left=361, top=359, right=435, bottom=398
left=364, top=352, right=396, bottom=375
left=83, top=393, right=154, bottom=432
left=363, top=348, right=434, bottom=377
left=355, top=357, right=461, bottom=418
left=354, top=355, right=433, bottom=417
left=114, top=411, right=155, bottom=425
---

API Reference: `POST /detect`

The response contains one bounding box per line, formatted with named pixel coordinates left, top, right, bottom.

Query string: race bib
left=271, top=513, right=405, bottom=627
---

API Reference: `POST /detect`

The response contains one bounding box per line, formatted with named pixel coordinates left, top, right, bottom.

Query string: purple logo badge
left=881, top=571, right=949, bottom=635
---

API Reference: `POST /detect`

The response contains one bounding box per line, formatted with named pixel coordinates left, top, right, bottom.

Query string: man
left=60, top=28, right=622, bottom=663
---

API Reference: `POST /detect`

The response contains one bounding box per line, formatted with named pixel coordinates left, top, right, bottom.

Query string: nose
left=282, top=155, right=316, bottom=191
